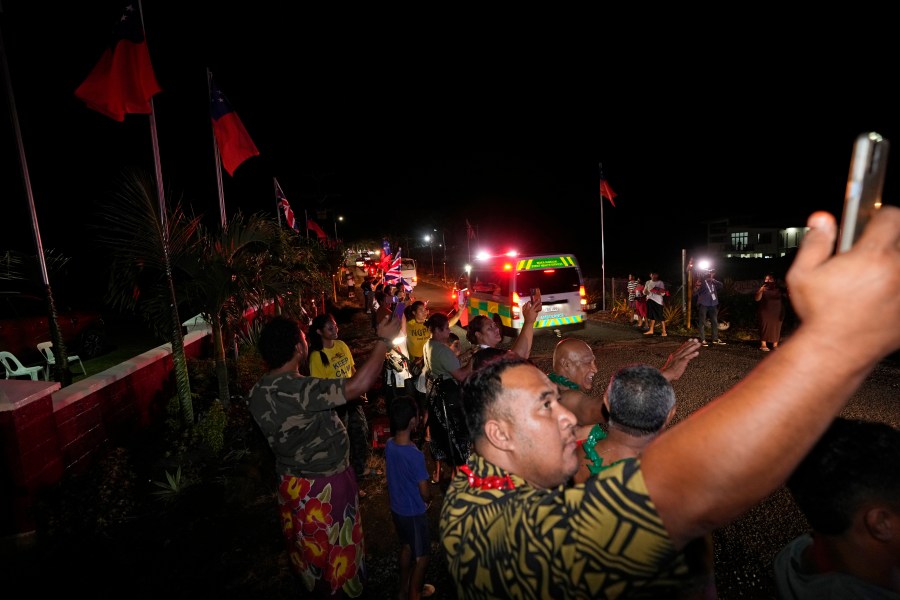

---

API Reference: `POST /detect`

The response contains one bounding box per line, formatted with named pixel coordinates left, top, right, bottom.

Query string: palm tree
left=176, top=212, right=277, bottom=408
left=94, top=170, right=199, bottom=425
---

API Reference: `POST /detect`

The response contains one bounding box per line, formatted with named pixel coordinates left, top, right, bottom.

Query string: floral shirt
left=440, top=454, right=693, bottom=598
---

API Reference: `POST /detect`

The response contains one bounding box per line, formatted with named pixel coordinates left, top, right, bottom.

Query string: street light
left=334, top=215, right=344, bottom=241
left=424, top=234, right=434, bottom=276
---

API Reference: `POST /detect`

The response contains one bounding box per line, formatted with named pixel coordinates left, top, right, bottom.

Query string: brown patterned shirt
left=440, top=454, right=695, bottom=598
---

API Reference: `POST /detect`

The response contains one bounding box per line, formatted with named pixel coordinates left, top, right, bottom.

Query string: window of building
left=731, top=232, right=748, bottom=250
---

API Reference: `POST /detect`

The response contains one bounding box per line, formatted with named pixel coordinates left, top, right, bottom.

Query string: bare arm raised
left=660, top=339, right=701, bottom=381
left=510, top=298, right=542, bottom=359
left=344, top=314, right=402, bottom=400
left=642, top=208, right=900, bottom=549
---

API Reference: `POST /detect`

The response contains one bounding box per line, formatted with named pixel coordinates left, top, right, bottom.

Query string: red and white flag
left=274, top=179, right=296, bottom=231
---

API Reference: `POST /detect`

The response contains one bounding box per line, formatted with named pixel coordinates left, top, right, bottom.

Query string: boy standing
left=385, top=396, right=435, bottom=599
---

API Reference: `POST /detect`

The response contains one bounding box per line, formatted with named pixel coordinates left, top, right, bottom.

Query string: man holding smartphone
left=441, top=207, right=900, bottom=598
left=693, top=270, right=725, bottom=347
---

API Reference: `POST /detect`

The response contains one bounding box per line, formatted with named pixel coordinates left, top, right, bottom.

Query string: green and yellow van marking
left=516, top=255, right=576, bottom=270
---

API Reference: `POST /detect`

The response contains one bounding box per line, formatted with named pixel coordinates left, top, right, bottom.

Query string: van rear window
left=516, top=268, right=581, bottom=294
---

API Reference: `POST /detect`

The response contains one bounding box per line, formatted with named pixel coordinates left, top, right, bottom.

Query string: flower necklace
left=548, top=372, right=580, bottom=390
left=578, top=423, right=608, bottom=475
left=458, top=465, right=516, bottom=491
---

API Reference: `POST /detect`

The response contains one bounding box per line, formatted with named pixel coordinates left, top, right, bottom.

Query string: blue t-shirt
left=385, top=438, right=429, bottom=516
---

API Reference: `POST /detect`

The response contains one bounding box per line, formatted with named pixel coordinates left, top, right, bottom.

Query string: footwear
left=358, top=489, right=367, bottom=498
left=422, top=584, right=436, bottom=597
left=760, top=346, right=770, bottom=352
left=713, top=340, right=726, bottom=345
left=701, top=341, right=708, bottom=347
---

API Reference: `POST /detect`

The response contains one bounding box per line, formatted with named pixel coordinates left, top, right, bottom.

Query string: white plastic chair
left=0, top=351, right=44, bottom=381
left=36, top=341, right=87, bottom=380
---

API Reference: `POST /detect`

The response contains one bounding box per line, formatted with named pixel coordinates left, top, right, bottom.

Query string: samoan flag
left=74, top=3, right=161, bottom=121
left=209, top=77, right=260, bottom=176
left=384, top=249, right=412, bottom=292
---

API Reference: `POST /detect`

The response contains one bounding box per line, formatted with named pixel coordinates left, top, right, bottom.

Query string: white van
left=400, top=258, right=418, bottom=288
left=466, top=253, right=587, bottom=337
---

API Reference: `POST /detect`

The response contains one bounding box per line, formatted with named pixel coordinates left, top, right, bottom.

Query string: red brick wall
left=0, top=330, right=211, bottom=537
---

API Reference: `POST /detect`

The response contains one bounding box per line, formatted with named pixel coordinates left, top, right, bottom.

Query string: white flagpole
left=207, top=68, right=226, bottom=228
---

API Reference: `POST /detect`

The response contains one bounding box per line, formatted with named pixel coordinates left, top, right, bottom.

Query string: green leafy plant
left=151, top=466, right=190, bottom=502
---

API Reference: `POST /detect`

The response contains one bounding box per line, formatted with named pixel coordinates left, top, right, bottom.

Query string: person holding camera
left=693, top=270, right=725, bottom=347
left=755, top=273, right=788, bottom=351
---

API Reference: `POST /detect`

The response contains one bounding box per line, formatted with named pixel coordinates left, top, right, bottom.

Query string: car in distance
left=0, top=291, right=106, bottom=366
left=400, top=258, right=418, bottom=288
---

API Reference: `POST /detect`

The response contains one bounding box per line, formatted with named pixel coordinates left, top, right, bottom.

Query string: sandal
left=760, top=347, right=770, bottom=352
left=422, top=584, right=436, bottom=597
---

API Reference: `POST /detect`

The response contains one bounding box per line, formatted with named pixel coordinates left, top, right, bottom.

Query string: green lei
left=583, top=424, right=608, bottom=475
left=548, top=372, right=580, bottom=390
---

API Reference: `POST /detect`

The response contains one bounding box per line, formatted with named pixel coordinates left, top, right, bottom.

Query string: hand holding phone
left=393, top=301, right=406, bottom=321
left=530, top=287, right=542, bottom=306
left=838, top=132, right=890, bottom=253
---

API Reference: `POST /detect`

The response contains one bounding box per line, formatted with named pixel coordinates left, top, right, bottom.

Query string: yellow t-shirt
left=308, top=340, right=355, bottom=378
left=406, top=319, right=431, bottom=359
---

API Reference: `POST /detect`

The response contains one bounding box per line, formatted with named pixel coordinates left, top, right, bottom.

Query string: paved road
left=414, top=277, right=900, bottom=598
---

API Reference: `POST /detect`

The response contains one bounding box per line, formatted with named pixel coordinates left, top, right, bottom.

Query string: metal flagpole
left=599, top=162, right=606, bottom=312
left=274, top=177, right=282, bottom=228
left=207, top=68, right=227, bottom=228
left=1, top=3, right=72, bottom=383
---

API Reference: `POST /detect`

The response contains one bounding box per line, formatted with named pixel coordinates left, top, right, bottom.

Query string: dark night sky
left=2, top=2, right=898, bottom=291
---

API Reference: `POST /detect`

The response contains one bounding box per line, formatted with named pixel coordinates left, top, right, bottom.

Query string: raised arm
left=659, top=339, right=702, bottom=382
left=642, top=208, right=900, bottom=549
left=344, top=314, right=402, bottom=400
left=510, top=298, right=542, bottom=359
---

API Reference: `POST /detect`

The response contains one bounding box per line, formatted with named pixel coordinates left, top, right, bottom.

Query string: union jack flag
left=274, top=178, right=297, bottom=231
left=384, top=249, right=412, bottom=292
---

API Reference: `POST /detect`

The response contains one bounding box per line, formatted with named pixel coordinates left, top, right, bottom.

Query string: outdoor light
left=465, top=264, right=471, bottom=275
left=698, top=259, right=712, bottom=272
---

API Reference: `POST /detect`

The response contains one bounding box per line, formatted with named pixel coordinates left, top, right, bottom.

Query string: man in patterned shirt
left=440, top=208, right=900, bottom=598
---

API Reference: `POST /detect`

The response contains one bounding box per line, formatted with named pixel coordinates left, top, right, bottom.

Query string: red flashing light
left=503, top=263, right=512, bottom=271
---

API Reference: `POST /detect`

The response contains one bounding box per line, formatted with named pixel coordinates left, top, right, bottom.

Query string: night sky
left=2, top=2, right=898, bottom=291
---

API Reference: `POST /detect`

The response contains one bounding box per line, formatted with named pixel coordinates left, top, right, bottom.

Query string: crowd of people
left=247, top=205, right=900, bottom=599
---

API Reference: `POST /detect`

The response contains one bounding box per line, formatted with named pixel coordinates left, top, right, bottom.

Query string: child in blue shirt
left=385, top=395, right=435, bottom=599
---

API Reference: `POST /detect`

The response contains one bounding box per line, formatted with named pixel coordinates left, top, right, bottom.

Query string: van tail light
left=579, top=285, right=587, bottom=307
left=512, top=291, right=522, bottom=319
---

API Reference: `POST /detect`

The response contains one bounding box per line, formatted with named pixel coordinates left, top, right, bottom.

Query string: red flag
left=209, top=78, right=260, bottom=176
left=75, top=4, right=161, bottom=121
left=600, top=179, right=618, bottom=208
left=307, top=219, right=328, bottom=240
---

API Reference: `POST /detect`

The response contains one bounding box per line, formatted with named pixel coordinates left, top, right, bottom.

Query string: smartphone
left=530, top=287, right=541, bottom=305
left=837, top=131, right=889, bottom=253
left=393, top=301, right=406, bottom=320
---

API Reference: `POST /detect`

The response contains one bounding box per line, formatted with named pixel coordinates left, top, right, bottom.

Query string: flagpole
left=599, top=162, right=606, bottom=312
left=207, top=68, right=227, bottom=228
left=1, top=3, right=75, bottom=382
left=304, top=210, right=309, bottom=240
left=274, top=177, right=282, bottom=228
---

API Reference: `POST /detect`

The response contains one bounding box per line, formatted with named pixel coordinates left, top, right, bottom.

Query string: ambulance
left=466, top=253, right=587, bottom=338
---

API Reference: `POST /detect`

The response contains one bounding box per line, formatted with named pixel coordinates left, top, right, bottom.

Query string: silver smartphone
left=837, top=132, right=889, bottom=253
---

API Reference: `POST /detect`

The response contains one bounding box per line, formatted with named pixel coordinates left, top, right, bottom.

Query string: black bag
left=408, top=357, right=424, bottom=378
